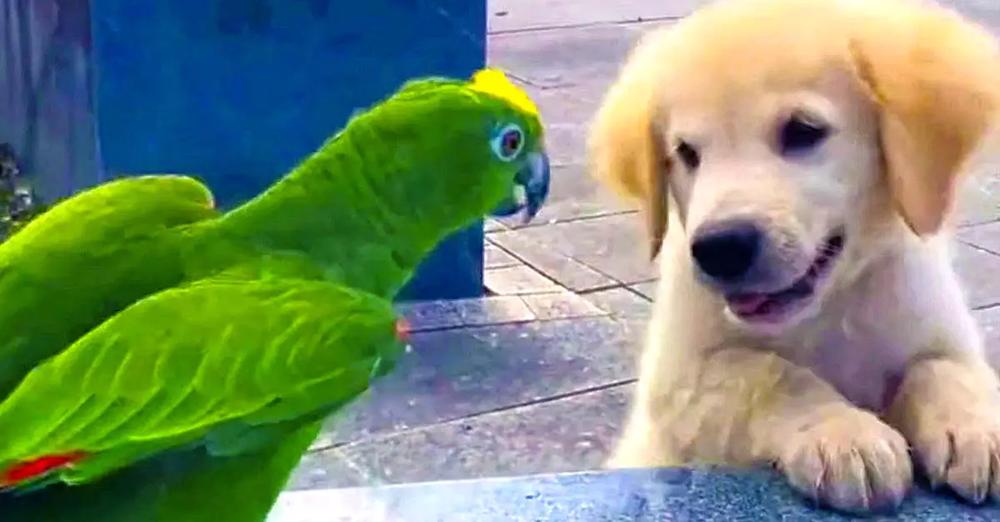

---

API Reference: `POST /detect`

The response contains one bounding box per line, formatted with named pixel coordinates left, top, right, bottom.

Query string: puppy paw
left=778, top=408, right=912, bottom=514
left=907, top=409, right=1000, bottom=504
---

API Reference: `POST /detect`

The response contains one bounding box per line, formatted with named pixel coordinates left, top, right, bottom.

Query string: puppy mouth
left=725, top=231, right=845, bottom=323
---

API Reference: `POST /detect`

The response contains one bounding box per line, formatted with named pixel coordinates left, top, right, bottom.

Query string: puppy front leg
left=886, top=355, right=1000, bottom=503
left=625, top=347, right=913, bottom=513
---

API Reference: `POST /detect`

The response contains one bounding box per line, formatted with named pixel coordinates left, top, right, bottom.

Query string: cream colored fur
left=588, top=0, right=1000, bottom=513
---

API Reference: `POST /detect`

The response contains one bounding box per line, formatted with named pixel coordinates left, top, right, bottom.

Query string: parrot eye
left=491, top=123, right=525, bottom=162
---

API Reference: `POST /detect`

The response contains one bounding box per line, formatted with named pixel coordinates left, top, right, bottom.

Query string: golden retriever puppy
left=588, top=0, right=1000, bottom=514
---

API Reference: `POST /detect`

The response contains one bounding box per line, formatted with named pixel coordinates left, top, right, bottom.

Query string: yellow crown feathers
left=468, top=68, right=539, bottom=117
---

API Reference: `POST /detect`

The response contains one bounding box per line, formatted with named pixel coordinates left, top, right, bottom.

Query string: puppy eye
left=674, top=140, right=701, bottom=171
left=779, top=113, right=830, bottom=156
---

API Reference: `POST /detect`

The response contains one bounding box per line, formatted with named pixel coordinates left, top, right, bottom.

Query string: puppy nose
left=690, top=220, right=762, bottom=282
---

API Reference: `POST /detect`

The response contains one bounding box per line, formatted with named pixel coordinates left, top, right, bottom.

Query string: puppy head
left=588, top=0, right=1000, bottom=329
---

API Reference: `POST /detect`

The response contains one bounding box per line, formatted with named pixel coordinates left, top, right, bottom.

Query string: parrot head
left=462, top=68, right=551, bottom=222
left=364, top=68, right=551, bottom=226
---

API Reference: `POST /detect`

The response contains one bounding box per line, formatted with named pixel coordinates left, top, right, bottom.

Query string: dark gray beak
left=491, top=151, right=551, bottom=223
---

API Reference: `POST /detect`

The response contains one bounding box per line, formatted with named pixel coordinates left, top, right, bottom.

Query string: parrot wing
left=0, top=277, right=403, bottom=491
left=0, top=175, right=219, bottom=399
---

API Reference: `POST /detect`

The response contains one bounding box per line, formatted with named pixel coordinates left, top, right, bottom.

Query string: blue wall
left=90, top=0, right=487, bottom=300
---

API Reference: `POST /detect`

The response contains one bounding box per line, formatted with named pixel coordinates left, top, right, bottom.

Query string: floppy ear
left=847, top=5, right=1000, bottom=236
left=588, top=32, right=671, bottom=259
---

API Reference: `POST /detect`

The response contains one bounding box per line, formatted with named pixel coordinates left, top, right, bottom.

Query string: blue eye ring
left=491, top=123, right=525, bottom=162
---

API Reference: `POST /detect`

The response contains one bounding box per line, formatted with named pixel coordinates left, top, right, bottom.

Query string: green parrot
left=0, top=68, right=549, bottom=521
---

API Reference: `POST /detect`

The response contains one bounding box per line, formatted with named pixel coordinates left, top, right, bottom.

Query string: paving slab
left=497, top=163, right=628, bottom=228
left=397, top=292, right=606, bottom=333
left=959, top=220, right=1000, bottom=255
left=293, top=383, right=633, bottom=489
left=976, top=306, right=1000, bottom=368
left=312, top=316, right=640, bottom=448
left=484, top=264, right=564, bottom=295
left=484, top=218, right=509, bottom=233
left=959, top=170, right=1000, bottom=226
left=955, top=242, right=1000, bottom=309
left=489, top=21, right=646, bottom=90
left=488, top=0, right=691, bottom=34
left=521, top=291, right=607, bottom=321
left=484, top=243, right=521, bottom=269
left=487, top=21, right=655, bottom=164
left=284, top=447, right=374, bottom=492
left=582, top=287, right=653, bottom=320
left=487, top=230, right=619, bottom=292
left=942, top=0, right=1000, bottom=33
left=487, top=0, right=998, bottom=35
left=630, top=281, right=659, bottom=301
left=491, top=213, right=659, bottom=287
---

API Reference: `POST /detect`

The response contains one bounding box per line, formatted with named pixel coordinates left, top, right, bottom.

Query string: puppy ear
left=848, top=5, right=1000, bottom=236
left=588, top=32, right=671, bottom=259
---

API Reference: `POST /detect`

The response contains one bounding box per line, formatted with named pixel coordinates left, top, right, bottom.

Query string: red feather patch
left=1, top=451, right=88, bottom=486
left=395, top=318, right=411, bottom=343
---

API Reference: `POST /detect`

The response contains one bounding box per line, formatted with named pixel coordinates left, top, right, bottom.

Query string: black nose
left=691, top=220, right=763, bottom=282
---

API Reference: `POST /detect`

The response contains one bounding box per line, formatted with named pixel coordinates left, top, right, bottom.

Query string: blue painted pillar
left=91, top=0, right=487, bottom=300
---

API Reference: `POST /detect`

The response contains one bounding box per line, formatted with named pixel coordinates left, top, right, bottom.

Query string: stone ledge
left=270, top=466, right=1000, bottom=521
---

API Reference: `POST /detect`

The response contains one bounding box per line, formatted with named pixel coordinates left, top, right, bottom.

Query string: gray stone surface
left=309, top=316, right=639, bottom=450
left=294, top=384, right=632, bottom=490
left=483, top=243, right=521, bottom=269
left=272, top=466, right=1000, bottom=522
left=490, top=213, right=659, bottom=287
left=484, top=264, right=562, bottom=295
left=484, top=218, right=508, bottom=233
left=397, top=292, right=607, bottom=332
left=487, top=23, right=652, bottom=198
left=488, top=0, right=695, bottom=33
left=630, top=281, right=659, bottom=301
left=958, top=171, right=1000, bottom=226
left=487, top=227, right=619, bottom=292
left=977, top=306, right=1000, bottom=368
left=960, top=221, right=1000, bottom=255
left=584, top=287, right=653, bottom=319
left=521, top=291, right=607, bottom=321
left=955, top=242, right=1000, bottom=309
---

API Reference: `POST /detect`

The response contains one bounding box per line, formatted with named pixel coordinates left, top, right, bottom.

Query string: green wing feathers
left=1, top=175, right=216, bottom=254
left=0, top=175, right=220, bottom=399
left=0, top=278, right=402, bottom=489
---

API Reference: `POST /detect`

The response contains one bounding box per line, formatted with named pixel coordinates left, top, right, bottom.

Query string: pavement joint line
left=503, top=72, right=577, bottom=91
left=623, top=285, right=654, bottom=303
left=406, top=309, right=613, bottom=336
left=958, top=217, right=1000, bottom=228
left=959, top=239, right=1000, bottom=258
left=577, top=283, right=629, bottom=295
left=333, top=450, right=382, bottom=487
left=487, top=232, right=640, bottom=292
left=487, top=15, right=682, bottom=37
left=489, top=209, right=639, bottom=232
left=318, top=378, right=639, bottom=452
left=484, top=261, right=570, bottom=295
left=501, top=70, right=574, bottom=90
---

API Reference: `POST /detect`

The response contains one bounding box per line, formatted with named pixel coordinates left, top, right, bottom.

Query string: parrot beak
left=492, top=151, right=551, bottom=223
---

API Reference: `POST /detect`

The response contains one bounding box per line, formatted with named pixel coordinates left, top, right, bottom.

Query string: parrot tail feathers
left=0, top=451, right=88, bottom=493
